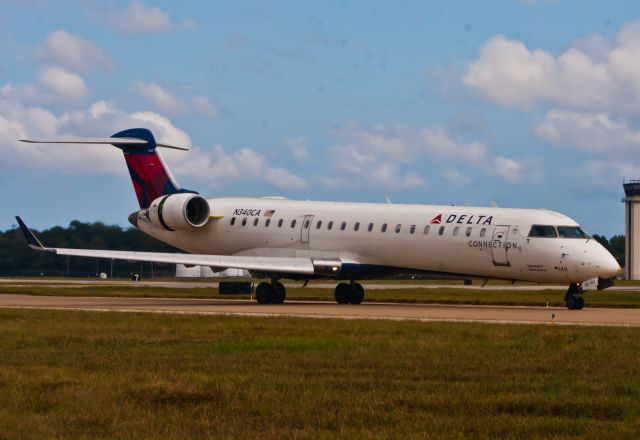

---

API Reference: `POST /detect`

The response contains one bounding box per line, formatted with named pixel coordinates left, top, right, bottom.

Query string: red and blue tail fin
left=110, top=128, right=197, bottom=209
left=19, top=128, right=197, bottom=209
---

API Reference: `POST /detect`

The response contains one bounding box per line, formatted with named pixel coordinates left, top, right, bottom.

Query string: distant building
left=623, top=181, right=640, bottom=279
left=175, top=264, right=249, bottom=278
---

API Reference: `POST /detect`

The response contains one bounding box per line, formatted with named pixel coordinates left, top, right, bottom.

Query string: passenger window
left=395, top=224, right=401, bottom=233
left=304, top=219, right=310, bottom=229
left=291, top=219, right=297, bottom=228
left=368, top=223, right=374, bottom=232
left=453, top=226, right=459, bottom=236
left=230, top=217, right=236, bottom=226
left=316, top=220, right=322, bottom=229
left=410, top=225, right=416, bottom=234
left=557, top=226, right=587, bottom=238
left=278, top=219, right=283, bottom=228
left=381, top=223, right=388, bottom=233
left=327, top=221, right=333, bottom=230
left=242, top=217, right=247, bottom=226
left=424, top=225, right=430, bottom=235
left=253, top=218, right=259, bottom=226
left=265, top=218, right=271, bottom=227
left=465, top=227, right=472, bottom=237
left=480, top=228, right=486, bottom=237
left=341, top=221, right=347, bottom=231
left=438, top=226, right=445, bottom=236
left=354, top=222, right=360, bottom=231
left=528, top=225, right=557, bottom=238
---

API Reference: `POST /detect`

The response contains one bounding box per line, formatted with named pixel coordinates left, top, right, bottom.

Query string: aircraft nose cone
left=128, top=212, right=139, bottom=228
left=598, top=251, right=621, bottom=279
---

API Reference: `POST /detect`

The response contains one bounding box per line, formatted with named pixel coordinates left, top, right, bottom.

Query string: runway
left=2, top=278, right=640, bottom=291
left=1, top=294, right=639, bottom=327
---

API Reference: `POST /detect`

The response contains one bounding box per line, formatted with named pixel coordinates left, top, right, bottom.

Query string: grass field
left=0, top=309, right=638, bottom=438
left=1, top=283, right=640, bottom=308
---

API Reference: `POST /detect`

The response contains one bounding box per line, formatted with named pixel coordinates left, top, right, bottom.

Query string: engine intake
left=148, top=194, right=210, bottom=231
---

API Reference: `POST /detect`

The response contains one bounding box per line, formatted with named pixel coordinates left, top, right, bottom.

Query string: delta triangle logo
left=430, top=214, right=442, bottom=224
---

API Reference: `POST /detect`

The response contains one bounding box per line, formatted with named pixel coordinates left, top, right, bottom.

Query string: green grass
left=0, top=309, right=638, bottom=438
left=2, top=284, right=640, bottom=308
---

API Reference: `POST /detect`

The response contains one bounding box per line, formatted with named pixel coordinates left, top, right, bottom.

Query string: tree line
left=0, top=221, right=627, bottom=278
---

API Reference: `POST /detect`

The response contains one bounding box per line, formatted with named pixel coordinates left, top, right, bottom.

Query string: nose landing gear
left=565, top=283, right=585, bottom=310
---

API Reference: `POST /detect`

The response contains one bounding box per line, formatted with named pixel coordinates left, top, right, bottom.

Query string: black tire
left=566, top=295, right=584, bottom=310
left=350, top=283, right=364, bottom=304
left=335, top=283, right=351, bottom=304
left=272, top=282, right=286, bottom=304
left=256, top=282, right=272, bottom=304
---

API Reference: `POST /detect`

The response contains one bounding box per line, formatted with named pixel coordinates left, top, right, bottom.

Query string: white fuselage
left=136, top=197, right=620, bottom=283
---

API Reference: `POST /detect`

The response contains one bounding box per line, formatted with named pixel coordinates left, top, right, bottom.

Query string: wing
left=15, top=217, right=341, bottom=276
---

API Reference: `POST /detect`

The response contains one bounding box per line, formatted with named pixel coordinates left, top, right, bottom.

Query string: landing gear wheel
left=272, top=282, right=286, bottom=304
left=256, top=282, right=273, bottom=304
left=335, top=283, right=351, bottom=304
left=565, top=283, right=585, bottom=310
left=350, top=283, right=364, bottom=304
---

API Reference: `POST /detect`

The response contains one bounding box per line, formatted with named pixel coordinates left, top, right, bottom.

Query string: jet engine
left=148, top=194, right=210, bottom=231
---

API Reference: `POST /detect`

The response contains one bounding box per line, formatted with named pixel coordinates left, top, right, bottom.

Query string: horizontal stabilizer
left=19, top=138, right=189, bottom=151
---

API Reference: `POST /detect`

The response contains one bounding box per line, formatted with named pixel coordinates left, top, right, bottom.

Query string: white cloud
left=369, top=163, right=425, bottom=189
left=463, top=23, right=640, bottom=113
left=285, top=136, right=309, bottom=161
left=492, top=156, right=523, bottom=183
left=112, top=1, right=172, bottom=35
left=420, top=127, right=486, bottom=163
left=441, top=168, right=471, bottom=184
left=328, top=143, right=424, bottom=189
left=335, top=121, right=410, bottom=163
left=191, top=96, right=219, bottom=119
left=132, top=81, right=186, bottom=115
left=39, top=67, right=88, bottom=101
left=535, top=110, right=640, bottom=151
left=265, top=168, right=308, bottom=189
left=491, top=156, right=542, bottom=184
left=38, top=30, right=115, bottom=73
left=110, top=1, right=195, bottom=35
left=133, top=82, right=220, bottom=119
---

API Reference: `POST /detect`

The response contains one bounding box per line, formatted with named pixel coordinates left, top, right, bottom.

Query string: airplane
left=16, top=128, right=621, bottom=310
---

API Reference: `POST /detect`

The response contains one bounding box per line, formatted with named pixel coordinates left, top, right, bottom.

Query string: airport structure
left=623, top=181, right=640, bottom=279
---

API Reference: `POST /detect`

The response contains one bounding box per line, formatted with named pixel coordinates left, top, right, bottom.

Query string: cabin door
left=301, top=215, right=314, bottom=243
left=491, top=225, right=511, bottom=267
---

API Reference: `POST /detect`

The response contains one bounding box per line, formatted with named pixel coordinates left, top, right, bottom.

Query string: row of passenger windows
left=229, top=216, right=489, bottom=237
left=528, top=225, right=588, bottom=238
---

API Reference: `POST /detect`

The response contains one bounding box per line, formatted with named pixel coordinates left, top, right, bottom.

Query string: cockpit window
left=528, top=225, right=557, bottom=237
left=557, top=226, right=588, bottom=239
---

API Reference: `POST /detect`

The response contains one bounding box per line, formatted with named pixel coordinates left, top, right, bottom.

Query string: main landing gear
left=253, top=279, right=366, bottom=305
left=334, top=281, right=365, bottom=304
left=565, top=283, right=585, bottom=310
left=255, top=280, right=286, bottom=304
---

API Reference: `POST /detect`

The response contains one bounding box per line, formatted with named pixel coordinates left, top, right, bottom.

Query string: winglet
left=15, top=216, right=46, bottom=251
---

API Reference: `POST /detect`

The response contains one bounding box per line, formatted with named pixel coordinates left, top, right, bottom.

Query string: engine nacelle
left=148, top=194, right=210, bottom=231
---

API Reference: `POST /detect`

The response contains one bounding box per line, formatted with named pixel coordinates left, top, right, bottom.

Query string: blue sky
left=2, top=1, right=640, bottom=237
